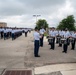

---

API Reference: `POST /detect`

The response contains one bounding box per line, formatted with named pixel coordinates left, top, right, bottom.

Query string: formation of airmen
left=0, top=26, right=76, bottom=57
left=48, top=27, right=76, bottom=53
left=0, top=27, right=32, bottom=40
left=34, top=27, right=76, bottom=57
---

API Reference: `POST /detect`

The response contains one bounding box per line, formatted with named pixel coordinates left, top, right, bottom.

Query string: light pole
left=33, top=15, right=41, bottom=24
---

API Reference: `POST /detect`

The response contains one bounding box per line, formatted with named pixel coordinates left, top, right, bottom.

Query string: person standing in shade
left=12, top=29, right=15, bottom=40
left=71, top=31, right=76, bottom=50
left=62, top=29, right=70, bottom=53
left=0, top=27, right=4, bottom=39
left=48, top=28, right=52, bottom=45
left=4, top=28, right=7, bottom=40
left=58, top=30, right=64, bottom=47
left=34, top=27, right=41, bottom=57
left=40, top=27, right=45, bottom=47
left=0, top=27, right=2, bottom=39
left=24, top=29, right=28, bottom=37
left=55, top=29, right=59, bottom=44
left=49, top=27, right=56, bottom=50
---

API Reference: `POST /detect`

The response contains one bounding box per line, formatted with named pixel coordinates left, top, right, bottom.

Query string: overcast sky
left=0, top=0, right=76, bottom=28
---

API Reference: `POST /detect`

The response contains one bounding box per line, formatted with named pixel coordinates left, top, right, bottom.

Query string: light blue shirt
left=71, top=33, right=76, bottom=38
left=34, top=31, right=40, bottom=40
left=49, top=30, right=56, bottom=37
left=40, top=28, right=45, bottom=34
left=63, top=31, right=70, bottom=38
left=59, top=31, right=64, bottom=36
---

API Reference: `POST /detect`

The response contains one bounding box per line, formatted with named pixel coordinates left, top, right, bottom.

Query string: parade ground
left=0, top=31, right=76, bottom=75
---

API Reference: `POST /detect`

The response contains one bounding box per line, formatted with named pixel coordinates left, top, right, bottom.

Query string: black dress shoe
left=62, top=51, right=65, bottom=53
left=35, top=55, right=40, bottom=57
left=50, top=48, right=52, bottom=49
left=50, top=48, right=54, bottom=50
left=58, top=46, right=62, bottom=47
left=65, top=52, right=67, bottom=53
left=40, top=45, right=43, bottom=47
left=71, top=48, right=74, bottom=50
left=37, top=55, right=40, bottom=57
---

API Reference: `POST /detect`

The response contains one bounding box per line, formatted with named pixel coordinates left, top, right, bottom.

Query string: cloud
left=0, top=0, right=66, bottom=16
left=47, top=0, right=75, bottom=27
left=18, top=0, right=66, bottom=8
left=0, top=0, right=26, bottom=16
left=69, top=0, right=76, bottom=19
left=0, top=0, right=76, bottom=28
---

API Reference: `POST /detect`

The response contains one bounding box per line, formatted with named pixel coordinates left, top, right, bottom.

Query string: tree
left=57, top=15, right=76, bottom=31
left=35, top=19, right=49, bottom=30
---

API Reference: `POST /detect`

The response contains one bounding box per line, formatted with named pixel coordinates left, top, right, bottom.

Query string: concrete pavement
left=35, top=63, right=76, bottom=75
left=0, top=31, right=76, bottom=75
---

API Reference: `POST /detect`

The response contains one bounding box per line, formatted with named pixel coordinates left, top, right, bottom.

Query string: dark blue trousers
left=63, top=44, right=68, bottom=52
left=4, top=33, right=7, bottom=40
left=40, top=35, right=44, bottom=47
left=34, top=40, right=39, bottom=56
left=12, top=33, right=15, bottom=40
left=71, top=40, right=75, bottom=50
left=63, top=39, right=68, bottom=52
left=25, top=32, right=27, bottom=37
left=59, top=43, right=62, bottom=47
left=1, top=31, right=3, bottom=39
left=51, top=37, right=55, bottom=49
